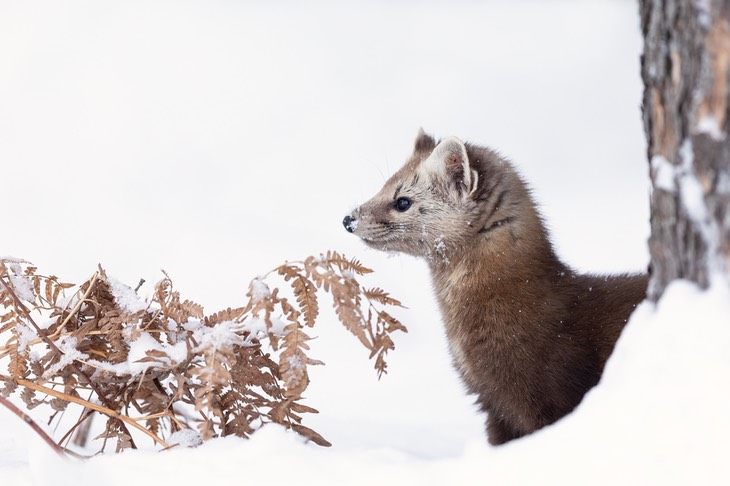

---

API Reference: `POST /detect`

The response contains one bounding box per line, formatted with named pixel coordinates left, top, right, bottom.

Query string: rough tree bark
left=640, top=0, right=730, bottom=301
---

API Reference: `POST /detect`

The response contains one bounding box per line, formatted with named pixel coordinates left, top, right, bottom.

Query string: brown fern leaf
left=330, top=281, right=372, bottom=350
left=8, top=332, right=29, bottom=380
left=146, top=417, right=160, bottom=438
left=153, top=272, right=205, bottom=325
left=230, top=345, right=282, bottom=401
left=268, top=397, right=293, bottom=424
left=277, top=264, right=299, bottom=282
left=223, top=408, right=255, bottom=437
left=92, top=286, right=130, bottom=363
left=198, top=419, right=216, bottom=441
left=323, top=251, right=373, bottom=276
left=0, top=254, right=406, bottom=451
left=290, top=402, right=319, bottom=415
left=219, top=389, right=241, bottom=411
left=279, top=323, right=312, bottom=399
left=290, top=275, right=318, bottom=328
left=0, top=312, right=17, bottom=334
left=364, top=287, right=404, bottom=308
left=302, top=257, right=328, bottom=291
left=181, top=299, right=205, bottom=320
left=31, top=275, right=41, bottom=303
left=28, top=360, right=44, bottom=380
left=278, top=296, right=301, bottom=323
left=376, top=310, right=408, bottom=334
left=96, top=420, right=133, bottom=453
left=50, top=397, right=70, bottom=412
left=21, top=387, right=42, bottom=409
left=205, top=307, right=245, bottom=326
left=278, top=265, right=317, bottom=326
left=43, top=277, right=56, bottom=306
left=153, top=275, right=172, bottom=306
left=9, top=353, right=29, bottom=381
left=290, top=423, right=332, bottom=447
left=0, top=379, right=17, bottom=398
left=0, top=291, right=11, bottom=310
left=374, top=349, right=390, bottom=378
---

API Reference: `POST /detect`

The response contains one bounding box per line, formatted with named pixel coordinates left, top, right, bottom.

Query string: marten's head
left=344, top=130, right=526, bottom=264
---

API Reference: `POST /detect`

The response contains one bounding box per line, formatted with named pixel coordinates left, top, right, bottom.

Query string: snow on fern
left=13, top=323, right=35, bottom=355
left=106, top=276, right=148, bottom=313
left=193, top=320, right=246, bottom=352
left=42, top=336, right=88, bottom=379
left=250, top=277, right=271, bottom=303
left=0, top=253, right=406, bottom=453
left=7, top=273, right=34, bottom=304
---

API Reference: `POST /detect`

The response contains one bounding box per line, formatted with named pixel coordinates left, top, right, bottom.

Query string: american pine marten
left=343, top=130, right=647, bottom=444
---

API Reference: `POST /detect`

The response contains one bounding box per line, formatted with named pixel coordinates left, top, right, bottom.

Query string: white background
left=9, top=2, right=724, bottom=485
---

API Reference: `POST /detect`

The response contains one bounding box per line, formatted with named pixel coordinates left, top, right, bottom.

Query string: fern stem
left=14, top=378, right=169, bottom=448
left=0, top=395, right=66, bottom=457
left=0, top=276, right=140, bottom=449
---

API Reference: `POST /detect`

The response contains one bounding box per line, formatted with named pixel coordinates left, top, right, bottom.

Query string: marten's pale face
left=343, top=134, right=482, bottom=263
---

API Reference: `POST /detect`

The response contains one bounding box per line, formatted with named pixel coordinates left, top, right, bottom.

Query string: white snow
left=192, top=320, right=245, bottom=353
left=433, top=236, right=448, bottom=263
left=242, top=315, right=288, bottom=338
left=679, top=168, right=708, bottom=224
left=650, top=154, right=675, bottom=192
left=697, top=0, right=713, bottom=28
left=6, top=276, right=730, bottom=483
left=249, top=278, right=271, bottom=303
left=697, top=115, right=725, bottom=140
left=678, top=139, right=708, bottom=224
left=287, top=354, right=304, bottom=371
left=341, top=269, right=356, bottom=280
left=345, top=218, right=358, bottom=232
left=241, top=316, right=267, bottom=336
left=14, top=323, right=36, bottom=355
left=127, top=332, right=187, bottom=373
left=85, top=331, right=188, bottom=377
left=7, top=273, right=35, bottom=305
left=676, top=138, right=722, bottom=274
left=653, top=139, right=721, bottom=276
left=4, top=0, right=723, bottom=485
left=167, top=429, right=203, bottom=449
left=42, top=336, right=88, bottom=379
left=106, top=276, right=148, bottom=314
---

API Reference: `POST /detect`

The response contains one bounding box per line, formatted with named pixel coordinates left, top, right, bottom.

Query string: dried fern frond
left=0, top=253, right=406, bottom=454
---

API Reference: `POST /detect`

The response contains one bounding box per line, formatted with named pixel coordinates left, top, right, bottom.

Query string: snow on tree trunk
left=640, top=0, right=730, bottom=300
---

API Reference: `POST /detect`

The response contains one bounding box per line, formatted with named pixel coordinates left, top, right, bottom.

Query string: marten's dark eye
left=395, top=197, right=412, bottom=212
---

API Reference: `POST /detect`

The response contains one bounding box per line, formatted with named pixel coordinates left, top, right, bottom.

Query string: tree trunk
left=640, top=0, right=730, bottom=300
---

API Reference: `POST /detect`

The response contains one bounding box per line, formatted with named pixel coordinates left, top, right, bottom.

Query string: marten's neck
left=429, top=184, right=566, bottom=296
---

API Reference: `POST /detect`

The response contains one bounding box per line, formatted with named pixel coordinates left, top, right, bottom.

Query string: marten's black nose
left=343, top=215, right=356, bottom=233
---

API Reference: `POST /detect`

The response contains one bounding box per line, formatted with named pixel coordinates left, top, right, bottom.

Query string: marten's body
left=344, top=131, right=647, bottom=444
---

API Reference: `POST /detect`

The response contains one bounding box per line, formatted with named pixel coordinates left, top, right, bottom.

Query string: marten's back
left=562, top=272, right=649, bottom=366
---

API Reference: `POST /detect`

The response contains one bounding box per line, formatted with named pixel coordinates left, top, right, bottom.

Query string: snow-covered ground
left=2, top=1, right=727, bottom=484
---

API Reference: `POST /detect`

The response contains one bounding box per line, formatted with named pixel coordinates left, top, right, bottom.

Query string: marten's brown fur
left=343, top=131, right=647, bottom=444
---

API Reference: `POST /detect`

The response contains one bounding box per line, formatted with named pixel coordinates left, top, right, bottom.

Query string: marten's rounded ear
left=414, top=128, right=436, bottom=154
left=423, top=136, right=478, bottom=195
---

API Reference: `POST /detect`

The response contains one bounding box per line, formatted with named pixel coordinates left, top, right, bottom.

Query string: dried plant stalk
left=0, top=253, right=406, bottom=453
left=0, top=395, right=65, bottom=457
